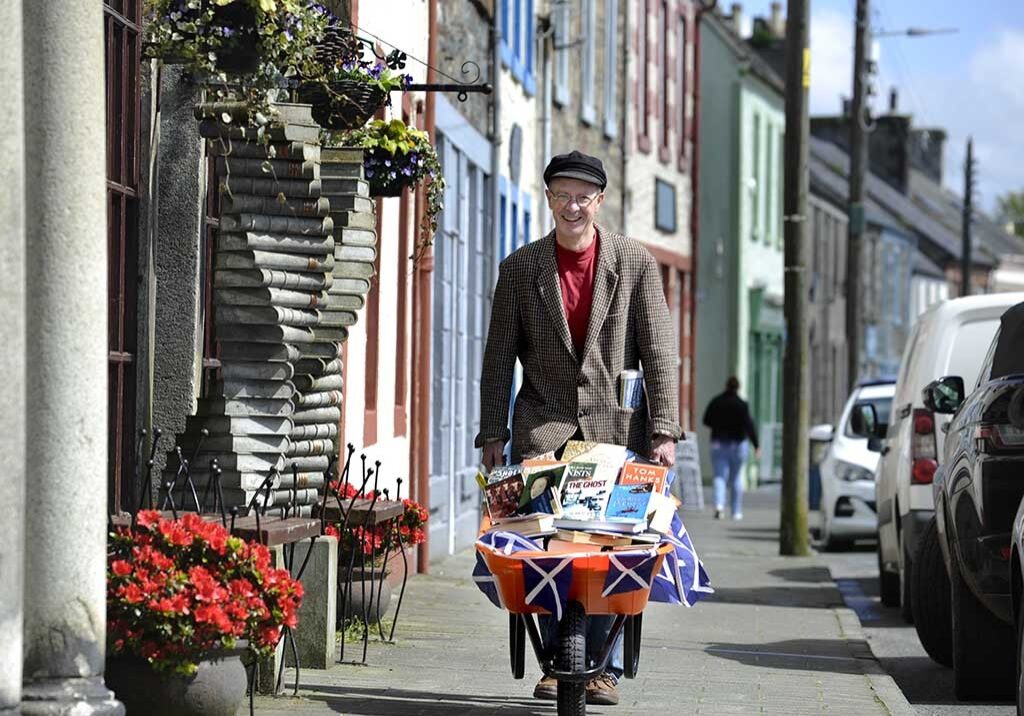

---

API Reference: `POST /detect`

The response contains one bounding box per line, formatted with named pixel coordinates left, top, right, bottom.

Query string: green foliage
left=996, top=191, right=1024, bottom=235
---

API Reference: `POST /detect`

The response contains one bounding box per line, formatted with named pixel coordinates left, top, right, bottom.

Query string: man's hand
left=649, top=435, right=676, bottom=467
left=482, top=440, right=506, bottom=472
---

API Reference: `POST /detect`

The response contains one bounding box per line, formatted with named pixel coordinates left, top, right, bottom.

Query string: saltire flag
left=649, top=551, right=684, bottom=604
left=522, top=556, right=574, bottom=620
left=601, top=549, right=658, bottom=597
left=478, top=530, right=543, bottom=555
left=665, top=512, right=714, bottom=606
left=472, top=551, right=503, bottom=608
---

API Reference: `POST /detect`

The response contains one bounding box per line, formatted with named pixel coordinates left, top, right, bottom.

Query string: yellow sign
left=802, top=48, right=811, bottom=88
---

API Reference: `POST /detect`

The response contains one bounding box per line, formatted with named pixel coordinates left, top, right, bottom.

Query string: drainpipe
left=491, top=4, right=503, bottom=252
left=540, top=16, right=553, bottom=233
left=620, top=0, right=630, bottom=231
left=412, top=0, right=439, bottom=573
left=689, top=2, right=712, bottom=430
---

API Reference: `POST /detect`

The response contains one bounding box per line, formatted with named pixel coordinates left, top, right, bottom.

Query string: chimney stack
left=889, top=87, right=898, bottom=113
left=770, top=2, right=785, bottom=36
left=730, top=3, right=743, bottom=36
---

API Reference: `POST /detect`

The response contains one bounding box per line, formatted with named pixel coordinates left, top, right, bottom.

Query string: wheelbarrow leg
left=508, top=614, right=526, bottom=679
left=623, top=613, right=642, bottom=679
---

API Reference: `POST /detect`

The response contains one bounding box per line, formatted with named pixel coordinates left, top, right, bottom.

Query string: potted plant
left=105, top=510, right=303, bottom=716
left=324, top=487, right=427, bottom=623
left=143, top=0, right=328, bottom=120
left=298, top=23, right=413, bottom=129
left=330, top=119, right=445, bottom=258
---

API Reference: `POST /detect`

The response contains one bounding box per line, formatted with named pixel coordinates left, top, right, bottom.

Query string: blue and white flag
left=478, top=530, right=543, bottom=555
left=472, top=551, right=503, bottom=609
left=601, top=550, right=658, bottom=597
left=649, top=514, right=713, bottom=606
left=522, top=556, right=574, bottom=620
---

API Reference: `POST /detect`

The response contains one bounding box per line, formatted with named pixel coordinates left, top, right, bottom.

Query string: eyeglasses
left=549, top=191, right=601, bottom=208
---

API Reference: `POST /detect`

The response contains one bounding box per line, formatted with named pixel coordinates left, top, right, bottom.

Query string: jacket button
left=578, top=409, right=588, bottom=418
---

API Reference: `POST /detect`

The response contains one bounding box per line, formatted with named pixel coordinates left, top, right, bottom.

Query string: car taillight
left=974, top=424, right=1024, bottom=454
left=911, top=458, right=938, bottom=484
left=912, top=408, right=937, bottom=459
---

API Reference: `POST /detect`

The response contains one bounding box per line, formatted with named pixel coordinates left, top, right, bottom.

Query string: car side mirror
left=923, top=376, right=965, bottom=415
left=867, top=436, right=883, bottom=453
left=849, top=403, right=879, bottom=439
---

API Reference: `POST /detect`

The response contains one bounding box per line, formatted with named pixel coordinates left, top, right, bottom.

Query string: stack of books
left=164, top=102, right=337, bottom=516
left=478, top=441, right=680, bottom=544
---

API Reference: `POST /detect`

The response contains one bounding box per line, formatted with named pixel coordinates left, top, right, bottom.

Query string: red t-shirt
left=555, top=233, right=599, bottom=357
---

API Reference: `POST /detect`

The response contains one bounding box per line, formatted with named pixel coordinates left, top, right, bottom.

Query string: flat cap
left=543, top=150, right=607, bottom=190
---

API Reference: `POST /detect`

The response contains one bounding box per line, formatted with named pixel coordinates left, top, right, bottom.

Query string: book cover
left=619, top=462, right=671, bottom=495
left=485, top=474, right=526, bottom=522
left=484, top=513, right=554, bottom=537
left=560, top=441, right=629, bottom=467
left=604, top=483, right=654, bottom=523
left=518, top=462, right=568, bottom=510
left=486, top=464, right=523, bottom=485
left=559, top=462, right=616, bottom=521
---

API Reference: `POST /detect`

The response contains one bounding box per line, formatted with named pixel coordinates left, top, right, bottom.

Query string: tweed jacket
left=475, top=225, right=683, bottom=463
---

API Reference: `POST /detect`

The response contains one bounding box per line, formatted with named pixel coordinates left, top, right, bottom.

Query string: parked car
left=871, top=292, right=1024, bottom=621
left=1009, top=497, right=1024, bottom=714
left=927, top=300, right=1024, bottom=699
left=817, top=379, right=895, bottom=551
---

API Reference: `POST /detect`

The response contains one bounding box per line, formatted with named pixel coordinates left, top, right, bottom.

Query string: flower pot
left=298, top=79, right=387, bottom=130
left=105, top=645, right=249, bottom=716
left=340, top=568, right=393, bottom=623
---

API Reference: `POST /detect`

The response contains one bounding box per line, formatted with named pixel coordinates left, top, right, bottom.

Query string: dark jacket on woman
left=702, top=390, right=759, bottom=449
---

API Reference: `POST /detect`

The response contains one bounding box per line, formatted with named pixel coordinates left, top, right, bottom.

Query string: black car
left=927, top=301, right=1024, bottom=699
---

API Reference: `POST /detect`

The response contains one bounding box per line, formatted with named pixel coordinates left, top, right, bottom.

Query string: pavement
left=255, top=487, right=917, bottom=715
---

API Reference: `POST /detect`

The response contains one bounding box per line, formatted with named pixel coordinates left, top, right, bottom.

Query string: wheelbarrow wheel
left=623, top=613, right=642, bottom=679
left=508, top=614, right=525, bottom=679
left=557, top=601, right=586, bottom=716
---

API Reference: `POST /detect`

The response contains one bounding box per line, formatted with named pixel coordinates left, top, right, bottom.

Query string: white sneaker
left=732, top=513, right=743, bottom=521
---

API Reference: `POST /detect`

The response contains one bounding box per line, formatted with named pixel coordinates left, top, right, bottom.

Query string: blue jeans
left=539, top=613, right=623, bottom=680
left=711, top=440, right=749, bottom=515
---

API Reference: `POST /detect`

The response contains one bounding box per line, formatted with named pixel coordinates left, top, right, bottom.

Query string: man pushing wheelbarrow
left=473, top=151, right=712, bottom=712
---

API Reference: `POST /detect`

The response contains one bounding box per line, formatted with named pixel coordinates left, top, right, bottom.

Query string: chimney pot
left=730, top=3, right=743, bottom=36
left=770, top=2, right=785, bottom=36
left=889, top=87, right=898, bottom=112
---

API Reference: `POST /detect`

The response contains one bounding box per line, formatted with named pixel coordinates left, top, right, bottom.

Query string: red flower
left=136, top=510, right=161, bottom=528
left=195, top=604, right=232, bottom=633
left=111, top=560, right=132, bottom=577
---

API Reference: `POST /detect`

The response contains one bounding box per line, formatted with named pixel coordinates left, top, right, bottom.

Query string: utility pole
left=961, top=137, right=974, bottom=296
left=780, top=0, right=811, bottom=556
left=845, top=0, right=869, bottom=391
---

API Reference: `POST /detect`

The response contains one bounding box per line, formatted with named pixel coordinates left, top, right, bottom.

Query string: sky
left=736, top=0, right=1024, bottom=215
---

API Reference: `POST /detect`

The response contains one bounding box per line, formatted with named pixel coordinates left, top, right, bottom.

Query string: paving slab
left=255, top=487, right=915, bottom=715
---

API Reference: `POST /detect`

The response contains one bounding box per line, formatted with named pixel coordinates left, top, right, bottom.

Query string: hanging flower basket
left=297, top=79, right=388, bottom=131
left=208, top=2, right=260, bottom=74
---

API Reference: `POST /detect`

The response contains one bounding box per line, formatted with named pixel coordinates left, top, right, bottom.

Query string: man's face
left=546, top=177, right=604, bottom=242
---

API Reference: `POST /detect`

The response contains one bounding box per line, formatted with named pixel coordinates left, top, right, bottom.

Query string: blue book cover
left=604, top=483, right=653, bottom=523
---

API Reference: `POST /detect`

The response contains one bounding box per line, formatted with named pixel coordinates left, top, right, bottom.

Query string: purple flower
left=222, top=26, right=235, bottom=37
left=404, top=74, right=414, bottom=87
left=402, top=166, right=413, bottom=176
left=384, top=159, right=391, bottom=167
left=366, top=168, right=375, bottom=178
left=369, top=63, right=384, bottom=80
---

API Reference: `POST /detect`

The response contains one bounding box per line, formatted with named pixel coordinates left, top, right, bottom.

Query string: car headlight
left=834, top=459, right=874, bottom=482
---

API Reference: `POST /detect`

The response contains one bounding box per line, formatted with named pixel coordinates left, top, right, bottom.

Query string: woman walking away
left=702, top=377, right=759, bottom=520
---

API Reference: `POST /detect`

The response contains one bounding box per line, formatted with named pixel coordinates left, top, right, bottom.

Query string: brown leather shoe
left=586, top=673, right=620, bottom=705
left=533, top=675, right=558, bottom=701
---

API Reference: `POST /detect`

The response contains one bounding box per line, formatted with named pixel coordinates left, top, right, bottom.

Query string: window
left=602, top=0, right=618, bottom=138
left=637, top=0, right=651, bottom=152
left=105, top=0, right=142, bottom=511
left=763, top=128, right=772, bottom=245
left=581, top=0, right=596, bottom=124
left=676, top=12, right=687, bottom=166
left=655, top=178, right=676, bottom=232
left=750, top=112, right=760, bottom=241
left=502, top=0, right=535, bottom=95
left=553, top=1, right=570, bottom=106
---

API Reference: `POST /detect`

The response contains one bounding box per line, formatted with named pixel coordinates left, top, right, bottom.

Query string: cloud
left=808, top=7, right=853, bottom=115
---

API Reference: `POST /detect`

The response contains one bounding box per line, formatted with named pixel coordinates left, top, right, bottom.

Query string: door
left=429, top=131, right=493, bottom=560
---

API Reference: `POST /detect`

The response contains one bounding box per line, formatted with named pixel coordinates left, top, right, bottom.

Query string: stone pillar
left=0, top=1, right=24, bottom=712
left=21, top=2, right=122, bottom=713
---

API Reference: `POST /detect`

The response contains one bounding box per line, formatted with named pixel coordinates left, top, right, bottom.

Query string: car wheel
left=900, top=536, right=915, bottom=624
left=878, top=538, right=900, bottom=607
left=951, top=550, right=1015, bottom=700
left=910, top=517, right=951, bottom=667
left=1017, top=598, right=1024, bottom=716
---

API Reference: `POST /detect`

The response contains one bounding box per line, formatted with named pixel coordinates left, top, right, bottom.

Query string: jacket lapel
left=580, top=224, right=619, bottom=365
left=535, top=232, right=577, bottom=359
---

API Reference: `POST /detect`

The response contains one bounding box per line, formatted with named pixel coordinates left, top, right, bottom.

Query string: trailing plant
left=323, top=482, right=428, bottom=569
left=107, top=511, right=303, bottom=675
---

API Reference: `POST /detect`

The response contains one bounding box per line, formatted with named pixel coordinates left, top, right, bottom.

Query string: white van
left=874, top=292, right=1024, bottom=617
